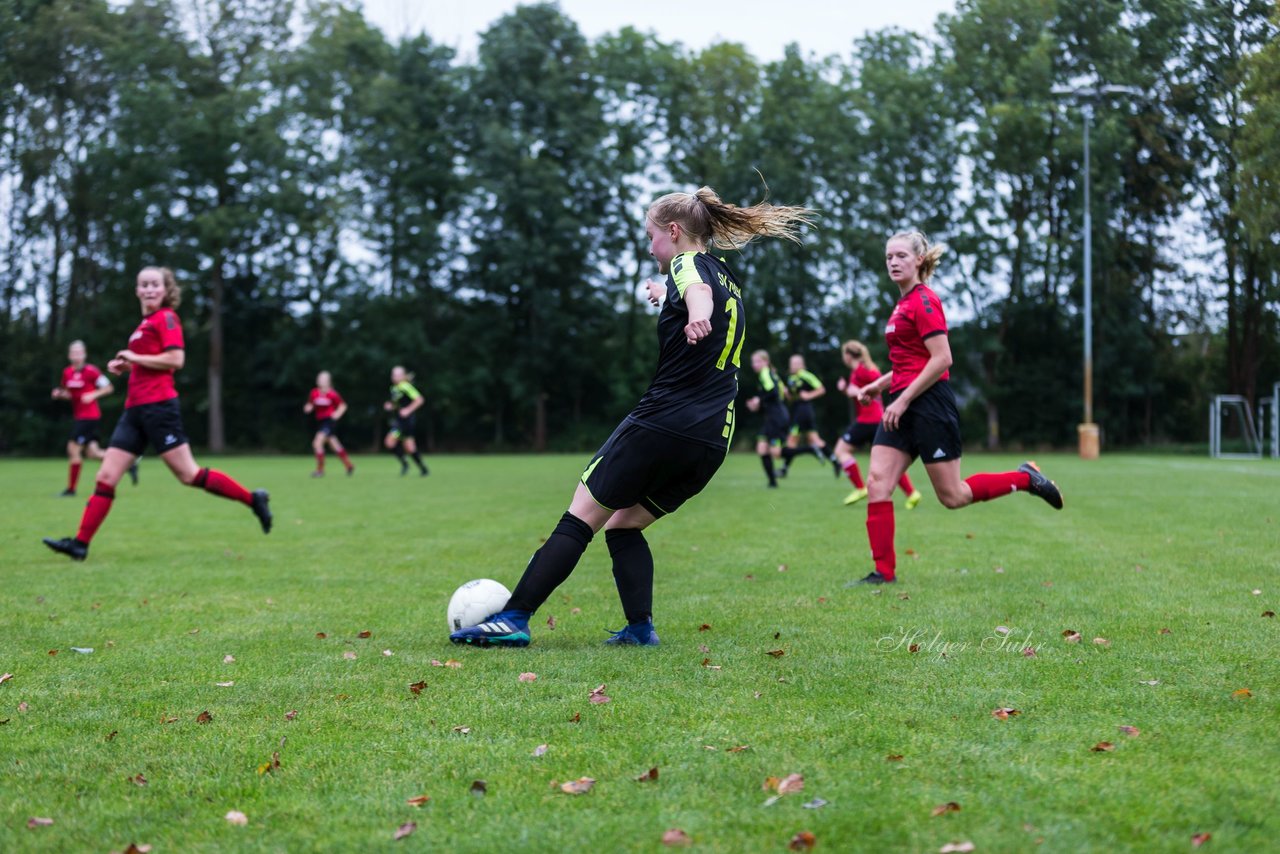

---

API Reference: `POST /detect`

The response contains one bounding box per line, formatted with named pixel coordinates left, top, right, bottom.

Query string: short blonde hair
left=140, top=266, right=182, bottom=309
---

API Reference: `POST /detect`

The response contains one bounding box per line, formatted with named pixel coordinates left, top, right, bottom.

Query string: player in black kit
left=451, top=185, right=814, bottom=648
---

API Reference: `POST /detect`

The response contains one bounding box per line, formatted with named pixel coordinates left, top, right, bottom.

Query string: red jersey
left=125, top=308, right=184, bottom=408
left=308, top=387, right=345, bottom=420
left=885, top=284, right=948, bottom=393
left=851, top=364, right=884, bottom=424
left=62, top=363, right=106, bottom=420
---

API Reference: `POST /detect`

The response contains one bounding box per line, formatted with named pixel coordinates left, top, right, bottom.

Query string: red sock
left=194, top=468, right=253, bottom=505
left=964, top=470, right=1031, bottom=502
left=899, top=472, right=915, bottom=494
left=69, top=462, right=82, bottom=491
left=336, top=448, right=352, bottom=469
left=315, top=452, right=325, bottom=473
left=843, top=458, right=865, bottom=488
left=76, top=484, right=115, bottom=544
left=865, top=500, right=896, bottom=580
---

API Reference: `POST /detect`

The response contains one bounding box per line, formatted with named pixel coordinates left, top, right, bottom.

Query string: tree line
left=2, top=0, right=1277, bottom=455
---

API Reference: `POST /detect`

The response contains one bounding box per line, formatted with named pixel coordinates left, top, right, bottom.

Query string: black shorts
left=316, top=418, right=336, bottom=436
left=69, top=418, right=101, bottom=446
left=581, top=419, right=726, bottom=518
left=840, top=421, right=879, bottom=448
left=873, top=381, right=962, bottom=463
left=790, top=402, right=817, bottom=433
left=389, top=415, right=415, bottom=439
left=109, top=399, right=189, bottom=456
left=757, top=406, right=789, bottom=444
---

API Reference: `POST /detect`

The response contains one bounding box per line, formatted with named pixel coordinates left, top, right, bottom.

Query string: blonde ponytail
left=888, top=230, right=946, bottom=282
left=649, top=180, right=816, bottom=251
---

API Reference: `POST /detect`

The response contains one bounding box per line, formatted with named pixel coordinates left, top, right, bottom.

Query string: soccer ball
left=447, top=578, right=512, bottom=632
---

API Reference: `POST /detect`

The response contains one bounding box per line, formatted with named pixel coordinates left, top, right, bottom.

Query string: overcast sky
left=360, top=0, right=958, bottom=61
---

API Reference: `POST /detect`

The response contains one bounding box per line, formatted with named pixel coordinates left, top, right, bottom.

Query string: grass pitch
left=1, top=452, right=1277, bottom=852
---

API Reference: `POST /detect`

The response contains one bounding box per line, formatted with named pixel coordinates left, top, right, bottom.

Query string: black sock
left=506, top=512, right=594, bottom=613
left=761, top=453, right=776, bottom=485
left=606, top=528, right=654, bottom=625
left=781, top=446, right=798, bottom=465
left=411, top=451, right=427, bottom=473
left=810, top=444, right=827, bottom=461
left=393, top=446, right=407, bottom=465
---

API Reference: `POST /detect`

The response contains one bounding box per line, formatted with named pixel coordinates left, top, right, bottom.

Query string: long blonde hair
left=648, top=184, right=816, bottom=251
left=140, top=266, right=182, bottom=309
left=842, top=340, right=879, bottom=373
left=888, top=230, right=946, bottom=282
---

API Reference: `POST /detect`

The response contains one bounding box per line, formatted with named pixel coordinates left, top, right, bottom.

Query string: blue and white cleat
left=450, top=611, right=531, bottom=647
left=604, top=621, right=660, bottom=646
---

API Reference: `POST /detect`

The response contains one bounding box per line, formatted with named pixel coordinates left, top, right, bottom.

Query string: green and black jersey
left=389, top=380, right=422, bottom=409
left=756, top=365, right=787, bottom=413
left=786, top=369, right=823, bottom=399
left=626, top=251, right=745, bottom=451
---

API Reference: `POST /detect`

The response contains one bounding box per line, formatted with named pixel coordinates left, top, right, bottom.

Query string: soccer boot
left=1018, top=461, right=1063, bottom=509
left=346, top=465, right=355, bottom=477
left=604, top=621, right=660, bottom=646
left=128, top=463, right=139, bottom=485
left=904, top=489, right=923, bottom=510
left=843, top=486, right=868, bottom=506
left=399, top=461, right=409, bottom=476
left=450, top=611, right=531, bottom=647
left=847, top=570, right=894, bottom=585
left=251, top=490, right=273, bottom=533
left=43, top=537, right=88, bottom=561
left=310, top=470, right=324, bottom=478
left=58, top=488, right=76, bottom=497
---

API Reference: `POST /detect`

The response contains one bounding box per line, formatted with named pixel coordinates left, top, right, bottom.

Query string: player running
left=304, top=371, right=354, bottom=477
left=384, top=366, right=427, bottom=475
left=779, top=353, right=831, bottom=474
left=834, top=340, right=921, bottom=508
left=42, top=267, right=271, bottom=561
left=852, top=232, right=1061, bottom=585
left=451, top=184, right=815, bottom=647
left=52, top=340, right=115, bottom=496
left=745, top=350, right=789, bottom=488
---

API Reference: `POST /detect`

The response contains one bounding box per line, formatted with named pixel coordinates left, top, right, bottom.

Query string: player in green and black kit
left=451, top=184, right=814, bottom=648
left=383, top=366, right=428, bottom=476
left=746, top=350, right=789, bottom=488
left=779, top=354, right=832, bottom=475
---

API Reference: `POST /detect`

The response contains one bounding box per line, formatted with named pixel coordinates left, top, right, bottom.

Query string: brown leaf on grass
left=699, top=623, right=712, bottom=632
left=932, top=801, right=961, bottom=816
left=196, top=711, right=212, bottom=724
left=898, top=593, right=910, bottom=600
left=357, top=630, right=372, bottom=639
left=161, top=716, right=178, bottom=725
left=452, top=726, right=471, bottom=735
left=121, top=844, right=152, bottom=853
left=766, top=773, right=804, bottom=795
left=470, top=780, right=487, bottom=797
left=129, top=773, right=147, bottom=786
left=1232, top=688, right=1252, bottom=699
left=0, top=673, right=12, bottom=685
left=48, top=650, right=58, bottom=656
left=560, top=777, right=596, bottom=795
left=727, top=745, right=750, bottom=753
left=1264, top=611, right=1276, bottom=618
left=224, top=811, right=248, bottom=826
left=285, top=709, right=298, bottom=721
left=409, top=681, right=426, bottom=696
left=546, top=615, right=557, bottom=630
left=788, top=831, right=816, bottom=851
left=18, top=701, right=29, bottom=712
left=1022, top=647, right=1037, bottom=658
left=518, top=672, right=537, bottom=683
left=905, top=548, right=916, bottom=556
left=393, top=821, right=416, bottom=841
left=27, top=817, right=54, bottom=829
left=992, top=707, right=1020, bottom=720
left=188, top=628, right=200, bottom=635
left=443, top=660, right=462, bottom=669
left=532, top=744, right=548, bottom=757
left=106, top=730, right=118, bottom=741
left=909, top=644, right=921, bottom=653
left=661, top=828, right=692, bottom=846
left=886, top=754, right=904, bottom=762
left=1062, top=630, right=1082, bottom=643
left=589, top=684, right=611, bottom=704
left=817, top=596, right=828, bottom=604
left=1093, top=637, right=1111, bottom=647
left=766, top=649, right=785, bottom=658
left=939, top=843, right=975, bottom=853
left=315, top=632, right=327, bottom=639
left=1192, top=832, right=1211, bottom=847
left=1091, top=742, right=1116, bottom=752
left=571, top=607, right=582, bottom=615
left=636, top=766, right=659, bottom=782
left=1118, top=726, right=1141, bottom=737
left=569, top=712, right=580, bottom=723
left=406, top=795, right=430, bottom=807
left=342, top=651, right=357, bottom=660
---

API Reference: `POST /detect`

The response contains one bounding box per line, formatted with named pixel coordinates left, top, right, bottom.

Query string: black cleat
left=419, top=466, right=429, bottom=477
left=128, top=463, right=139, bottom=485
left=43, top=537, right=88, bottom=561
left=346, top=466, right=355, bottom=477
left=399, top=462, right=409, bottom=476
left=251, top=490, right=273, bottom=534
left=848, top=570, right=895, bottom=586
left=58, top=488, right=76, bottom=497
left=1018, top=461, right=1063, bottom=510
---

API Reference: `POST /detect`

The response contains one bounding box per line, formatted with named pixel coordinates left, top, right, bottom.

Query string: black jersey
left=626, top=251, right=745, bottom=451
left=755, top=365, right=787, bottom=412
left=786, top=369, right=823, bottom=398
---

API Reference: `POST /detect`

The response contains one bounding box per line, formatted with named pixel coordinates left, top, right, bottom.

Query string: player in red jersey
left=52, top=340, right=114, bottom=496
left=42, top=267, right=272, bottom=561
left=851, top=231, right=1062, bottom=585
left=833, top=340, right=921, bottom=508
left=304, top=371, right=354, bottom=477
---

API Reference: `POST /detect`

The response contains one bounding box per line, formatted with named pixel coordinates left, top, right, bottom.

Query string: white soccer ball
left=447, top=579, right=512, bottom=632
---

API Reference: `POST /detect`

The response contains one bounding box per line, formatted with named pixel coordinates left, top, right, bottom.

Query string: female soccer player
left=780, top=353, right=831, bottom=474
left=42, top=267, right=271, bottom=561
left=852, top=231, right=1061, bottom=585
left=304, top=371, right=354, bottom=477
left=383, top=366, right=427, bottom=475
left=834, top=340, right=921, bottom=508
left=746, top=350, right=790, bottom=488
left=451, top=185, right=814, bottom=647
left=52, top=340, right=113, bottom=496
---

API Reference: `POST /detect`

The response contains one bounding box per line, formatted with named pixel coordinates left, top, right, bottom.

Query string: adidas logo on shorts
left=933, top=448, right=946, bottom=459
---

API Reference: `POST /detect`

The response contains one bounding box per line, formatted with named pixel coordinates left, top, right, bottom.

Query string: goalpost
left=1209, top=395, right=1262, bottom=459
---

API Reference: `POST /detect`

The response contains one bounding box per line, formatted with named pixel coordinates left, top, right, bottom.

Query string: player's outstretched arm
left=683, top=282, right=713, bottom=345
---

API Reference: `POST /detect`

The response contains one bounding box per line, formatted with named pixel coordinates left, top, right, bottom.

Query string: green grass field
left=2, top=452, right=1277, bottom=852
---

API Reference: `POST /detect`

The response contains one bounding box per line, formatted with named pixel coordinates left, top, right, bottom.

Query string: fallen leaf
left=1232, top=688, right=1252, bottom=699
left=1022, top=647, right=1037, bottom=658
left=406, top=795, right=430, bottom=807
left=48, top=650, right=58, bottom=656
left=995, top=626, right=1011, bottom=636
left=698, top=644, right=710, bottom=653
left=589, top=684, right=611, bottom=704
left=636, top=766, right=659, bottom=782
left=71, top=647, right=93, bottom=654
left=0, top=673, right=13, bottom=685
left=778, top=564, right=788, bottom=572
left=662, top=828, right=692, bottom=846
left=409, top=681, right=426, bottom=695
left=443, top=660, right=462, bottom=669
left=777, top=773, right=805, bottom=795
left=932, top=801, right=962, bottom=816
left=1042, top=581, right=1054, bottom=587
left=1093, top=637, right=1111, bottom=647
left=216, top=681, right=234, bottom=688
left=802, top=798, right=828, bottom=809
left=285, top=709, right=298, bottom=721
left=316, top=632, right=327, bottom=639
left=905, top=548, right=916, bottom=556
left=532, top=744, right=548, bottom=757
left=343, top=651, right=357, bottom=660
left=560, top=777, right=596, bottom=795
left=569, top=712, right=580, bottom=723
left=27, top=817, right=54, bottom=829
left=129, top=773, right=147, bottom=786
left=727, top=745, right=750, bottom=753
left=992, top=707, right=1020, bottom=720
left=393, top=821, right=416, bottom=841
left=188, top=628, right=200, bottom=635
left=1264, top=611, right=1276, bottom=618
left=1192, top=832, right=1211, bottom=847
left=898, top=593, right=910, bottom=600
left=1118, top=726, right=1140, bottom=737
left=909, top=644, right=920, bottom=653
left=939, top=843, right=975, bottom=854
left=1062, top=630, right=1082, bottom=643
left=518, top=672, right=537, bottom=683
left=994, top=566, right=1005, bottom=573
left=357, top=630, right=372, bottom=639
left=452, top=725, right=471, bottom=735
left=789, top=831, right=817, bottom=851
left=121, top=845, right=152, bottom=854
left=699, top=623, right=711, bottom=632
left=703, top=745, right=718, bottom=751
left=18, top=702, right=28, bottom=712
left=224, top=811, right=248, bottom=826
left=886, top=754, right=904, bottom=762
left=223, top=655, right=235, bottom=664
left=161, top=716, right=178, bottom=725
left=196, top=711, right=212, bottom=724
left=546, top=615, right=557, bottom=630
left=1252, top=589, right=1262, bottom=595
left=1140, top=680, right=1160, bottom=686
left=430, top=659, right=445, bottom=667
left=571, top=607, right=582, bottom=615
left=470, top=780, right=487, bottom=797
left=382, top=649, right=394, bottom=657
left=766, top=649, right=785, bottom=658
left=1091, top=742, right=1116, bottom=752
left=817, top=597, right=827, bottom=603
left=1159, top=628, right=1171, bottom=634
